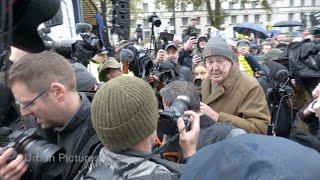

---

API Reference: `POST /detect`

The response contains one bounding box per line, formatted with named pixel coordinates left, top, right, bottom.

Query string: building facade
left=132, top=0, right=320, bottom=41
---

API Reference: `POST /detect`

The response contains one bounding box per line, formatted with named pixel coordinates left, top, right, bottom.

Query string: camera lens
left=23, top=139, right=65, bottom=163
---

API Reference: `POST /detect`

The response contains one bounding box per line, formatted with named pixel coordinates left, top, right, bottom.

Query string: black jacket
left=54, top=93, right=100, bottom=180
left=23, top=93, right=100, bottom=180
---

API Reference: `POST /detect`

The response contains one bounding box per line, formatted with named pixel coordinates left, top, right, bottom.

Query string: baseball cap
left=164, top=43, right=178, bottom=51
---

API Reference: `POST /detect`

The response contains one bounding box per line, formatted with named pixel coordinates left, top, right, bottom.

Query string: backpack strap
left=73, top=143, right=104, bottom=180
left=65, top=131, right=101, bottom=180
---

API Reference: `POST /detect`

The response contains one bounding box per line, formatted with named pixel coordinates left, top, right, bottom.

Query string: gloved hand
left=290, top=131, right=320, bottom=153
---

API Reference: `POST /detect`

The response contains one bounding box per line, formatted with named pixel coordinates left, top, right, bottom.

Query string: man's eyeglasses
left=16, top=90, right=48, bottom=110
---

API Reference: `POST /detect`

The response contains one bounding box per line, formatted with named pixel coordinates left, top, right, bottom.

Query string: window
left=170, top=18, right=175, bottom=26
left=207, top=17, right=212, bottom=26
left=182, top=17, right=188, bottom=26
left=170, top=30, right=175, bottom=34
left=143, top=19, right=149, bottom=28
left=252, top=1, right=258, bottom=8
left=143, top=3, right=148, bottom=12
left=312, top=0, right=316, bottom=6
left=289, top=13, right=294, bottom=20
left=181, top=3, right=186, bottom=11
left=229, top=2, right=234, bottom=9
left=221, top=18, right=225, bottom=25
left=231, top=15, right=237, bottom=24
left=130, top=20, right=136, bottom=28
left=254, top=14, right=260, bottom=23
left=290, top=0, right=294, bottom=7
left=144, top=31, right=151, bottom=39
left=267, top=14, right=271, bottom=22
left=300, top=12, right=305, bottom=20
left=240, top=1, right=245, bottom=9
left=243, top=15, right=248, bottom=22
left=196, top=17, right=201, bottom=25
left=301, top=0, right=305, bottom=6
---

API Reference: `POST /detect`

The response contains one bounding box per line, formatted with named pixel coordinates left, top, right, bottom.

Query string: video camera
left=0, top=127, right=64, bottom=178
left=148, top=12, right=161, bottom=27
left=124, top=45, right=155, bottom=78
left=160, top=31, right=174, bottom=48
left=151, top=60, right=177, bottom=84
left=44, top=33, right=103, bottom=66
left=258, top=60, right=294, bottom=137
left=157, top=96, right=191, bottom=136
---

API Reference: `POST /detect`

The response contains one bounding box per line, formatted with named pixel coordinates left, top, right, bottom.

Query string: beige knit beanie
left=91, top=76, right=158, bottom=152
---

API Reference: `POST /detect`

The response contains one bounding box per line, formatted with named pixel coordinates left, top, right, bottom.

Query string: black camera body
left=0, top=127, right=64, bottom=177
left=125, top=45, right=155, bottom=78
left=193, top=79, right=202, bottom=91
left=158, top=96, right=191, bottom=135
left=151, top=60, right=178, bottom=84
left=148, top=12, right=161, bottom=27
left=44, top=33, right=103, bottom=66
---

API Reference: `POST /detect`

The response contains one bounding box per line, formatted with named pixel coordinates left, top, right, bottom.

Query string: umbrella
left=180, top=134, right=320, bottom=180
left=233, top=23, right=268, bottom=39
left=273, top=20, right=303, bottom=27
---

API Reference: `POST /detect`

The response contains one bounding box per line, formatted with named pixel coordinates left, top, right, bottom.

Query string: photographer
left=153, top=43, right=193, bottom=83
left=236, top=40, right=266, bottom=77
left=178, top=37, right=198, bottom=69
left=159, top=81, right=246, bottom=151
left=0, top=51, right=100, bottom=180
left=292, top=83, right=320, bottom=136
left=192, top=36, right=208, bottom=60
left=98, top=57, right=122, bottom=82
left=79, top=76, right=200, bottom=179
left=182, top=17, right=199, bottom=39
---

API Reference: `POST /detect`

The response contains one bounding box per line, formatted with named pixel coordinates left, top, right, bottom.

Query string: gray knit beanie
left=91, top=76, right=158, bottom=152
left=72, top=62, right=97, bottom=91
left=260, top=48, right=283, bottom=61
left=203, top=36, right=234, bottom=62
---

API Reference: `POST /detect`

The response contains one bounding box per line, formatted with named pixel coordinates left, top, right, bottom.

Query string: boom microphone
left=264, top=60, right=289, bottom=84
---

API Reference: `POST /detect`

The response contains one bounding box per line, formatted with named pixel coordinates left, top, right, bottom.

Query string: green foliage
left=155, top=0, right=274, bottom=29
left=261, top=0, right=272, bottom=11
left=131, top=0, right=143, bottom=17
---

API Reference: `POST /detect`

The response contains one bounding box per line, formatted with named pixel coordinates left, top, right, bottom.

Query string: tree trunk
left=173, top=1, right=176, bottom=33
left=205, top=0, right=215, bottom=28
left=214, top=0, right=221, bottom=29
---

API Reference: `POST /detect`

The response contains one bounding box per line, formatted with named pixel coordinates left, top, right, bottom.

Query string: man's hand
left=237, top=46, right=250, bottom=57
left=0, top=148, right=27, bottom=180
left=192, top=55, right=202, bottom=69
left=146, top=75, right=160, bottom=84
left=303, top=100, right=315, bottom=116
left=177, top=110, right=200, bottom=158
left=155, top=49, right=165, bottom=64
left=312, top=83, right=320, bottom=98
left=183, top=37, right=197, bottom=52
left=200, top=102, right=219, bottom=121
left=312, top=99, right=320, bottom=117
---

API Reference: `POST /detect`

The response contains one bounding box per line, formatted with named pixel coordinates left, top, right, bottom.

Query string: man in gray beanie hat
left=200, top=36, right=270, bottom=134
left=72, top=62, right=99, bottom=91
left=81, top=76, right=200, bottom=179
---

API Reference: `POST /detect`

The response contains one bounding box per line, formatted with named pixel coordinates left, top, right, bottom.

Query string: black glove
left=290, top=131, right=320, bottom=153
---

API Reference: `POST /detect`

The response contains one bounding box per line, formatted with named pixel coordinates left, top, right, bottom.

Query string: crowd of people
left=1, top=1, right=320, bottom=179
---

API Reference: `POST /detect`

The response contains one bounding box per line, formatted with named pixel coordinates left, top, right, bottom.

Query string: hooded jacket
left=82, top=147, right=181, bottom=180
